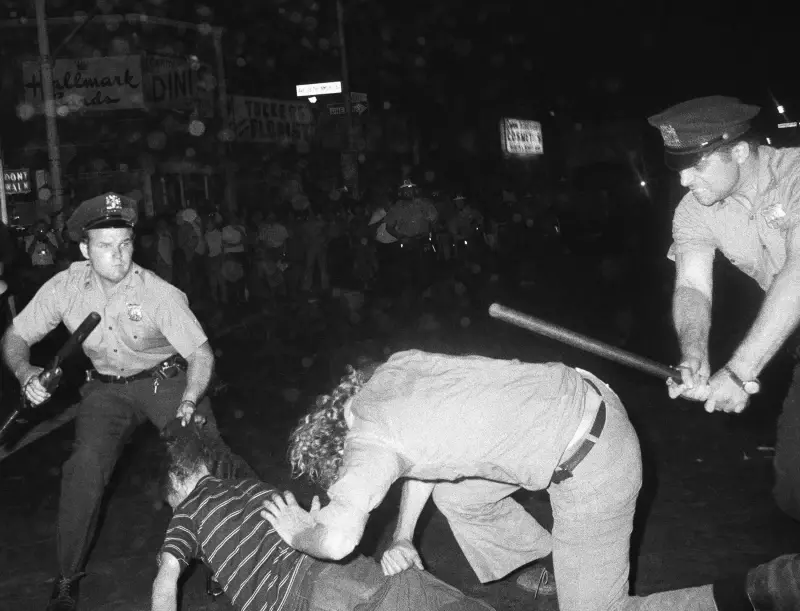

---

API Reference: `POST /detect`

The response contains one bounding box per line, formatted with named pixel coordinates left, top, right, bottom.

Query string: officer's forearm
left=2, top=328, right=35, bottom=383
left=729, top=262, right=800, bottom=379
left=673, top=285, right=711, bottom=360
left=392, top=479, right=435, bottom=542
left=182, top=342, right=214, bottom=404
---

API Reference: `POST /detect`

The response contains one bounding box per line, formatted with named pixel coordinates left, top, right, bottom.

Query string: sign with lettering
left=230, top=95, right=315, bottom=144
left=328, top=92, right=370, bottom=117
left=22, top=56, right=145, bottom=112
left=3, top=169, right=31, bottom=195
left=500, top=118, right=543, bottom=156
left=296, top=81, right=342, bottom=97
left=144, top=55, right=215, bottom=117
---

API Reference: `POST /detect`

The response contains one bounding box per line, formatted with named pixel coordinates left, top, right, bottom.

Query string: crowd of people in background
left=0, top=161, right=655, bottom=329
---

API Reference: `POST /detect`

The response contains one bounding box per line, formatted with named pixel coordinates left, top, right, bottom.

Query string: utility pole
left=212, top=29, right=237, bottom=213
left=4, top=12, right=233, bottom=214
left=336, top=0, right=358, bottom=197
left=34, top=0, right=64, bottom=214
left=0, top=138, right=8, bottom=225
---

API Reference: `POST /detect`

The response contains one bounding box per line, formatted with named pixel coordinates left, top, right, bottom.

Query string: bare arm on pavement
left=151, top=553, right=182, bottom=611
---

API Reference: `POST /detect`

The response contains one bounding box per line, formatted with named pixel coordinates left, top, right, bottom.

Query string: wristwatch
left=723, top=365, right=761, bottom=395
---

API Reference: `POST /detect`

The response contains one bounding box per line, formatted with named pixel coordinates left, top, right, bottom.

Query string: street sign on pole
left=778, top=122, right=798, bottom=129
left=296, top=81, right=342, bottom=97
left=328, top=93, right=369, bottom=117
left=3, top=169, right=31, bottom=195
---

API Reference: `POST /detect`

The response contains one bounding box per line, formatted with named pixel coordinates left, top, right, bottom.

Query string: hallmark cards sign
left=500, top=118, right=543, bottom=156
left=22, top=56, right=145, bottom=111
left=230, top=95, right=314, bottom=144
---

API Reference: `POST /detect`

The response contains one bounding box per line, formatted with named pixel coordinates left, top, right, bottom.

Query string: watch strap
left=723, top=365, right=758, bottom=393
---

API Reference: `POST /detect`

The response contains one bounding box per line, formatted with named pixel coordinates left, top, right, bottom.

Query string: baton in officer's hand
left=0, top=312, right=101, bottom=446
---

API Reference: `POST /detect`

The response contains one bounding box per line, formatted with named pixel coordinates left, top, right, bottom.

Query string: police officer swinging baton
left=0, top=312, right=101, bottom=446
left=488, top=304, right=682, bottom=382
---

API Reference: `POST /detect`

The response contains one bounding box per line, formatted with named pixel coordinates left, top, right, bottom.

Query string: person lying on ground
left=151, top=419, right=496, bottom=611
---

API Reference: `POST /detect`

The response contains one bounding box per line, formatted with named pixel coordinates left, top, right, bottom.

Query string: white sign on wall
left=22, top=56, right=145, bottom=111
left=500, top=118, right=544, bottom=156
left=296, top=81, right=342, bottom=97
left=230, top=95, right=315, bottom=144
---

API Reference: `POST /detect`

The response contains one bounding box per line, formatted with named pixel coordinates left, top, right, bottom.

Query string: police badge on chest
left=127, top=303, right=143, bottom=321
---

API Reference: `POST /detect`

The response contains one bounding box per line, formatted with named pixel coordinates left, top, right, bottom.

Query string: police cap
left=67, top=192, right=138, bottom=241
left=647, top=95, right=761, bottom=171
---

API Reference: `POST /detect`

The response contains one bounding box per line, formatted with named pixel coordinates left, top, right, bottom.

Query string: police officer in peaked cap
left=2, top=192, right=252, bottom=610
left=648, top=95, right=800, bottom=521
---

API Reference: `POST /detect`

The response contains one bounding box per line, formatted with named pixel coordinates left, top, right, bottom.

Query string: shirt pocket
left=718, top=222, right=760, bottom=278
left=119, top=317, right=165, bottom=351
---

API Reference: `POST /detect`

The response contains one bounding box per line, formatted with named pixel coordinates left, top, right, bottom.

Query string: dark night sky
left=0, top=0, right=796, bottom=123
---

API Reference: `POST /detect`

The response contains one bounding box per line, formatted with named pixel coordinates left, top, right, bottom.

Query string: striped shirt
left=161, top=476, right=309, bottom=611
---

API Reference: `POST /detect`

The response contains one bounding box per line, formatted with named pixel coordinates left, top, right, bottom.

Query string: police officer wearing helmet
left=1, top=193, right=248, bottom=611
left=648, top=96, right=800, bottom=519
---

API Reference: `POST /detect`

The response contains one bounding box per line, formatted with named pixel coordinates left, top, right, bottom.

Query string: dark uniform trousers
left=775, top=361, right=800, bottom=521
left=58, top=369, right=219, bottom=576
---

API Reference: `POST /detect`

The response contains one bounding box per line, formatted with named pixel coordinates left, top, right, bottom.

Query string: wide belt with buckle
left=88, top=354, right=187, bottom=384
left=551, top=379, right=607, bottom=485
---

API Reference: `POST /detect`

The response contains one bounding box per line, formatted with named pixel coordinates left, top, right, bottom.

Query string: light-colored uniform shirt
left=12, top=261, right=207, bottom=376
left=670, top=145, right=800, bottom=290
left=384, top=199, right=438, bottom=238
left=326, top=350, right=586, bottom=516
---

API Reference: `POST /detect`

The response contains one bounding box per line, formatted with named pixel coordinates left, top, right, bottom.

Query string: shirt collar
left=174, top=474, right=214, bottom=511
left=754, top=145, right=779, bottom=198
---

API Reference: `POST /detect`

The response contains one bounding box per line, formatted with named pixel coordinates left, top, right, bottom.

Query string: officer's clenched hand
left=701, top=368, right=750, bottom=414
left=380, top=539, right=425, bottom=576
left=666, top=355, right=711, bottom=401
left=20, top=367, right=49, bottom=406
left=176, top=400, right=205, bottom=427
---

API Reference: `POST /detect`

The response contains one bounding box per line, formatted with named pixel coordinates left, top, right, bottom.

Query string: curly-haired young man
left=151, top=419, right=496, bottom=611
left=262, top=349, right=797, bottom=611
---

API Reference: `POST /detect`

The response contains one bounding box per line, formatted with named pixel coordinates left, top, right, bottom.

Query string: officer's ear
left=731, top=141, right=753, bottom=165
left=78, top=238, right=90, bottom=260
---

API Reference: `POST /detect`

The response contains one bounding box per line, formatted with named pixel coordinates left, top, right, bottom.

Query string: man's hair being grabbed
left=160, top=419, right=215, bottom=491
left=288, top=364, right=373, bottom=489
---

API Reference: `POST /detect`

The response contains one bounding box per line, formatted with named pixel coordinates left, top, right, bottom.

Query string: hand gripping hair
left=288, top=364, right=374, bottom=489
left=159, top=419, right=216, bottom=498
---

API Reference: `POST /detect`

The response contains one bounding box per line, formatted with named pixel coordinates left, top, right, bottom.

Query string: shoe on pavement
left=515, top=564, right=557, bottom=598
left=46, top=573, right=85, bottom=611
